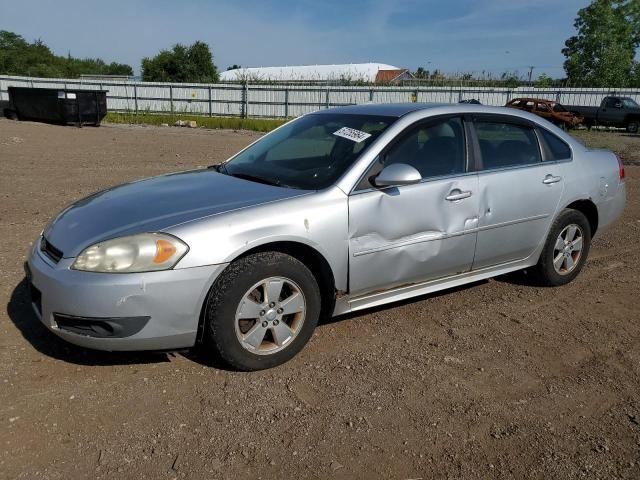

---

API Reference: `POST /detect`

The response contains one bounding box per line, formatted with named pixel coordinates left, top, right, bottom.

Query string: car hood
left=44, top=169, right=309, bottom=257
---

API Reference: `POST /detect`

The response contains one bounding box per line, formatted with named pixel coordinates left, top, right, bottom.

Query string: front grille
left=40, top=237, right=63, bottom=263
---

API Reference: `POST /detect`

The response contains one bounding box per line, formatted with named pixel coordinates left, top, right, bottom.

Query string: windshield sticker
left=333, top=127, right=372, bottom=143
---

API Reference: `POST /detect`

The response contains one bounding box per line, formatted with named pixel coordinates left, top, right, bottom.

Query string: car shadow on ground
left=7, top=273, right=536, bottom=368
left=7, top=278, right=172, bottom=366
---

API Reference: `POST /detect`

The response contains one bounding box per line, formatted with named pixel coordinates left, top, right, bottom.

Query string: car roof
left=312, top=102, right=553, bottom=120
left=312, top=102, right=450, bottom=117
left=509, top=97, right=556, bottom=104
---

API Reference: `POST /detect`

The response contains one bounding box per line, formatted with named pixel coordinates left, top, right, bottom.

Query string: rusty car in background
left=506, top=98, right=582, bottom=129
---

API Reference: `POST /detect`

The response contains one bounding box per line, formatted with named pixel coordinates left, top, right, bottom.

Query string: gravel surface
left=1, top=120, right=639, bottom=479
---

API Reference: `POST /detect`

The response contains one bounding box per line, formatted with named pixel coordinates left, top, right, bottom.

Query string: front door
left=348, top=116, right=480, bottom=295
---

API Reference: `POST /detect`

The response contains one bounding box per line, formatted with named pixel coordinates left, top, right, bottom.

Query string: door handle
left=542, top=174, right=562, bottom=185
left=445, top=189, right=472, bottom=201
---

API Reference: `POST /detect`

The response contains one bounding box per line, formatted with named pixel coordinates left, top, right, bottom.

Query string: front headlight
left=71, top=233, right=188, bottom=273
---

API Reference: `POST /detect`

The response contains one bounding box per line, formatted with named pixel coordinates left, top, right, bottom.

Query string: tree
left=414, top=67, right=429, bottom=79
left=141, top=41, right=219, bottom=83
left=227, top=64, right=242, bottom=71
left=535, top=73, right=553, bottom=88
left=562, top=0, right=639, bottom=87
left=0, top=30, right=133, bottom=78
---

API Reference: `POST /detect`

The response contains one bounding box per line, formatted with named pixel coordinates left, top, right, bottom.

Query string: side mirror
left=374, top=163, right=421, bottom=188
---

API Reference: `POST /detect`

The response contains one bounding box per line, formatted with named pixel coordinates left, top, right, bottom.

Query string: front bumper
left=26, top=241, right=227, bottom=351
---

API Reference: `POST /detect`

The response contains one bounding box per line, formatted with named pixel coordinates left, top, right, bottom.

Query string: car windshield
left=221, top=113, right=395, bottom=190
left=623, top=98, right=639, bottom=108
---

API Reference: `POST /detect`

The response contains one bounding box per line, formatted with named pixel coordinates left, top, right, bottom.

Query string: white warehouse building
left=220, top=63, right=412, bottom=84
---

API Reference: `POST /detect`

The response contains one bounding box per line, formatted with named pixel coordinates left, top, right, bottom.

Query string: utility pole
left=527, top=66, right=535, bottom=85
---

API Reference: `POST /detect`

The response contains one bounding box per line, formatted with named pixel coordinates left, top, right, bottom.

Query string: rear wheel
left=626, top=121, right=639, bottom=134
left=203, top=252, right=321, bottom=371
left=533, top=209, right=591, bottom=286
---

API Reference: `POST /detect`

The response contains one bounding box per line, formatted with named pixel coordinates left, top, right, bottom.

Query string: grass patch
left=105, top=112, right=287, bottom=133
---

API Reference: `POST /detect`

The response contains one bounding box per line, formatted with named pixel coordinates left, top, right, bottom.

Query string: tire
left=626, top=121, right=639, bottom=134
left=533, top=209, right=591, bottom=287
left=203, top=251, right=321, bottom=371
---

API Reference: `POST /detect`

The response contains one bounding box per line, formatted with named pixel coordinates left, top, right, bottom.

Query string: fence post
left=243, top=82, right=249, bottom=118
left=208, top=86, right=213, bottom=117
left=326, top=87, right=330, bottom=109
left=284, top=88, right=289, bottom=118
left=369, top=88, right=374, bottom=102
left=134, top=83, right=138, bottom=115
left=169, top=85, right=174, bottom=114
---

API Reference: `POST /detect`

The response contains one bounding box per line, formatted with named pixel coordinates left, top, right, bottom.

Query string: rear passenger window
left=475, top=122, right=541, bottom=170
left=540, top=129, right=571, bottom=161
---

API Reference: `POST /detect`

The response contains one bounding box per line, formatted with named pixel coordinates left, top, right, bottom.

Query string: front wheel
left=533, top=209, right=591, bottom=286
left=626, top=121, right=639, bottom=134
left=203, top=252, right=321, bottom=371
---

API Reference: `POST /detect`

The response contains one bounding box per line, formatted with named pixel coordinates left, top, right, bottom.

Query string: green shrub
left=105, top=112, right=286, bottom=132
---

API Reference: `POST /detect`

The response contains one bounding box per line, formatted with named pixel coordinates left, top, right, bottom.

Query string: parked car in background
left=506, top=98, right=582, bottom=129
left=566, top=96, right=640, bottom=133
left=26, top=103, right=626, bottom=370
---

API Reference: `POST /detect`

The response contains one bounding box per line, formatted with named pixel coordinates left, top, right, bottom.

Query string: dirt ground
left=1, top=120, right=639, bottom=480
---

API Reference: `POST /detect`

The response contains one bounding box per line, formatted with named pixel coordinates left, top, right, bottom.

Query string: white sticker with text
left=333, top=127, right=371, bottom=143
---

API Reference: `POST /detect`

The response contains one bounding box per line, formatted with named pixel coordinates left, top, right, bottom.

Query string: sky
left=0, top=0, right=592, bottom=78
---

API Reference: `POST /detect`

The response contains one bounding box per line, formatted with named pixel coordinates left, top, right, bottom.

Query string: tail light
left=617, top=155, right=625, bottom=181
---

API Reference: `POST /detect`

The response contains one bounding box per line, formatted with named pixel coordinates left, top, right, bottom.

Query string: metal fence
left=2, top=75, right=640, bottom=119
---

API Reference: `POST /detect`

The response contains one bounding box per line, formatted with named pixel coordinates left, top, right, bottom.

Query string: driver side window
left=383, top=117, right=466, bottom=180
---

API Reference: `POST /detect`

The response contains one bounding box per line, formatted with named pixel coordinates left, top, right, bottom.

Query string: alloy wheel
left=234, top=276, right=306, bottom=355
left=552, top=224, right=584, bottom=275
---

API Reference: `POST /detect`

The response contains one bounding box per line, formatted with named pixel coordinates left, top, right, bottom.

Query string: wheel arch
left=565, top=198, right=598, bottom=236
left=196, top=240, right=338, bottom=344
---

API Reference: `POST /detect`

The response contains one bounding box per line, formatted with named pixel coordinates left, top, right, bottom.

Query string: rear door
left=471, top=115, right=565, bottom=269
left=348, top=116, right=480, bottom=295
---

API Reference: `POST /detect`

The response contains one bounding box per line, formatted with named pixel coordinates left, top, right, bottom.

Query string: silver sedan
left=26, top=104, right=626, bottom=370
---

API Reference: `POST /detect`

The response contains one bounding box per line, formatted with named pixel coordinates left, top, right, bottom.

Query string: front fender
left=167, top=187, right=350, bottom=291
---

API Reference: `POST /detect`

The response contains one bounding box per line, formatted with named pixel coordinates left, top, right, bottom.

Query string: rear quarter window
left=540, top=129, right=572, bottom=161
